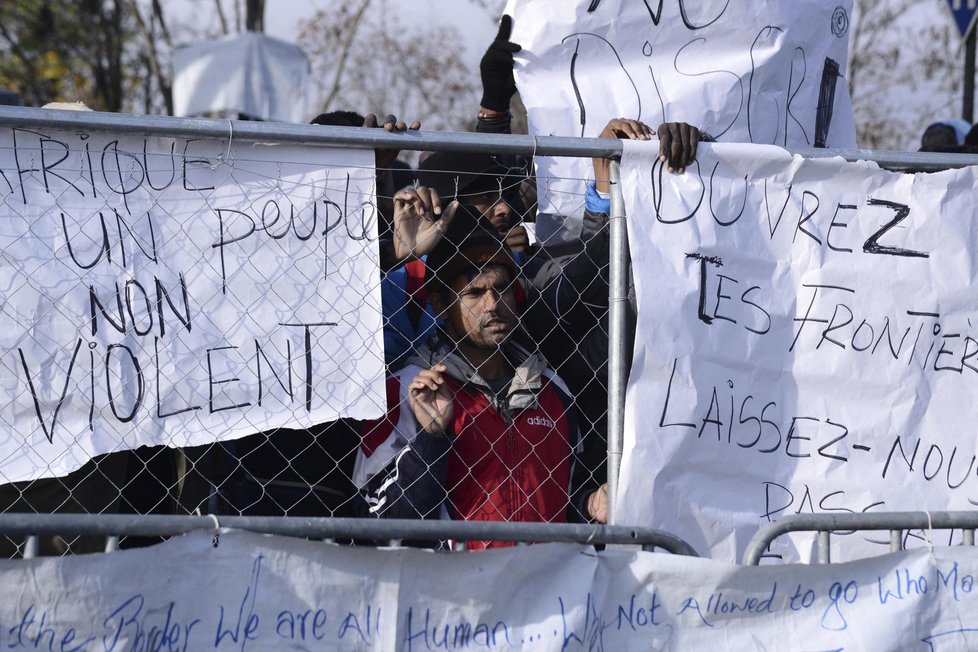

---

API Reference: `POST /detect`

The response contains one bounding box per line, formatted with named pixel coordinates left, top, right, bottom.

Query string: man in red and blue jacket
left=353, top=206, right=607, bottom=548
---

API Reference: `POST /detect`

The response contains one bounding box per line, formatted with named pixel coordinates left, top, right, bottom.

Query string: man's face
left=441, top=264, right=518, bottom=350
left=464, top=189, right=514, bottom=233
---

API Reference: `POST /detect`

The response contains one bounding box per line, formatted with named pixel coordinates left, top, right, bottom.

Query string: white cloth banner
left=507, top=0, right=856, bottom=243
left=2, top=530, right=978, bottom=651
left=618, top=139, right=978, bottom=563
left=0, top=125, right=384, bottom=482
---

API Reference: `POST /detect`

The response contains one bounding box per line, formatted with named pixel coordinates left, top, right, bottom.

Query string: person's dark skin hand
left=592, top=118, right=700, bottom=193
left=364, top=113, right=421, bottom=169
left=365, top=113, right=420, bottom=238
left=592, top=118, right=653, bottom=193
left=504, top=224, right=530, bottom=257
left=656, top=121, right=700, bottom=174
left=480, top=15, right=522, bottom=113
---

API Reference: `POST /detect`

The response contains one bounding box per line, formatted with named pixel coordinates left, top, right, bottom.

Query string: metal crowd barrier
left=742, top=511, right=978, bottom=565
left=0, top=513, right=698, bottom=558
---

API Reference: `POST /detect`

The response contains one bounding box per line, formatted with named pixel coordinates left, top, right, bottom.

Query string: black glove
left=479, top=15, right=522, bottom=113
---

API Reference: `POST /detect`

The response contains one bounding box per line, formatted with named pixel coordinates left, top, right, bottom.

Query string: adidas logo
left=526, top=416, right=555, bottom=428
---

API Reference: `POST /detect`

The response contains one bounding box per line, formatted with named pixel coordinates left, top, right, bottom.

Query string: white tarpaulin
left=0, top=125, right=383, bottom=482
left=618, top=139, right=978, bottom=563
left=1, top=530, right=978, bottom=651
left=506, top=0, right=857, bottom=243
left=173, top=33, right=311, bottom=122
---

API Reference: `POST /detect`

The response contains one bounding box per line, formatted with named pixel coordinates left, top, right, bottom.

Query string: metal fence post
left=607, top=159, right=628, bottom=525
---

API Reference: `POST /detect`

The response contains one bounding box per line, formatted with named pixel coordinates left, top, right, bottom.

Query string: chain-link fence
left=1, top=105, right=976, bottom=560
left=0, top=105, right=639, bottom=557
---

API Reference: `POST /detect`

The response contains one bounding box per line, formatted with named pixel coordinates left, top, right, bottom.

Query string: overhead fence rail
left=0, top=106, right=977, bottom=561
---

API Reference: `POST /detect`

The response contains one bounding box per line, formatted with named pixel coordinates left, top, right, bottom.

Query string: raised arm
left=391, top=186, right=459, bottom=262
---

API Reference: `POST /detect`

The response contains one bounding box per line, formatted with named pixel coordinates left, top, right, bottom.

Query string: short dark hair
left=416, top=150, right=525, bottom=207
left=920, top=123, right=959, bottom=152
left=310, top=111, right=365, bottom=127
left=424, top=205, right=518, bottom=300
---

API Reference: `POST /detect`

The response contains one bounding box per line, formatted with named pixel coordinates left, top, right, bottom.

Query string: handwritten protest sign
left=506, top=0, right=857, bottom=243
left=0, top=125, right=383, bottom=482
left=617, top=139, right=978, bottom=563
left=1, top=529, right=977, bottom=650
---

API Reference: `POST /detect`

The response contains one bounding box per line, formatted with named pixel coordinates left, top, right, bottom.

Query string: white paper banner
left=2, top=530, right=978, bottom=651
left=0, top=125, right=384, bottom=482
left=618, top=139, right=978, bottom=563
left=507, top=0, right=857, bottom=243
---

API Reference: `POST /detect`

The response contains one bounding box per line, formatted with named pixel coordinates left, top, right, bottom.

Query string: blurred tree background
left=0, top=0, right=133, bottom=111
left=0, top=0, right=968, bottom=149
left=0, top=0, right=491, bottom=132
left=848, top=0, right=960, bottom=149
left=297, top=0, right=481, bottom=132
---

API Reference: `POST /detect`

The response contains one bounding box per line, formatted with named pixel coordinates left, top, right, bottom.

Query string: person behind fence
left=381, top=115, right=703, bottom=500
left=380, top=149, right=531, bottom=370
left=416, top=149, right=531, bottom=256
left=352, top=206, right=608, bottom=547
left=918, top=118, right=971, bottom=152
left=177, top=112, right=420, bottom=518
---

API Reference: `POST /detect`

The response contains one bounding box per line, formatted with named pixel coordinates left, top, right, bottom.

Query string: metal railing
left=4, top=104, right=978, bottom=169
left=0, top=513, right=698, bottom=557
left=742, top=511, right=978, bottom=565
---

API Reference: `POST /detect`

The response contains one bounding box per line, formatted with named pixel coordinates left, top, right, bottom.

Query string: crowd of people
left=0, top=15, right=703, bottom=555
left=215, top=16, right=702, bottom=550
left=179, top=31, right=974, bottom=551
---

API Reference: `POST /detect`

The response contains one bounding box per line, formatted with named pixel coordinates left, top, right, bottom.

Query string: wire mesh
left=4, top=107, right=976, bottom=560
left=0, top=109, right=617, bottom=556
